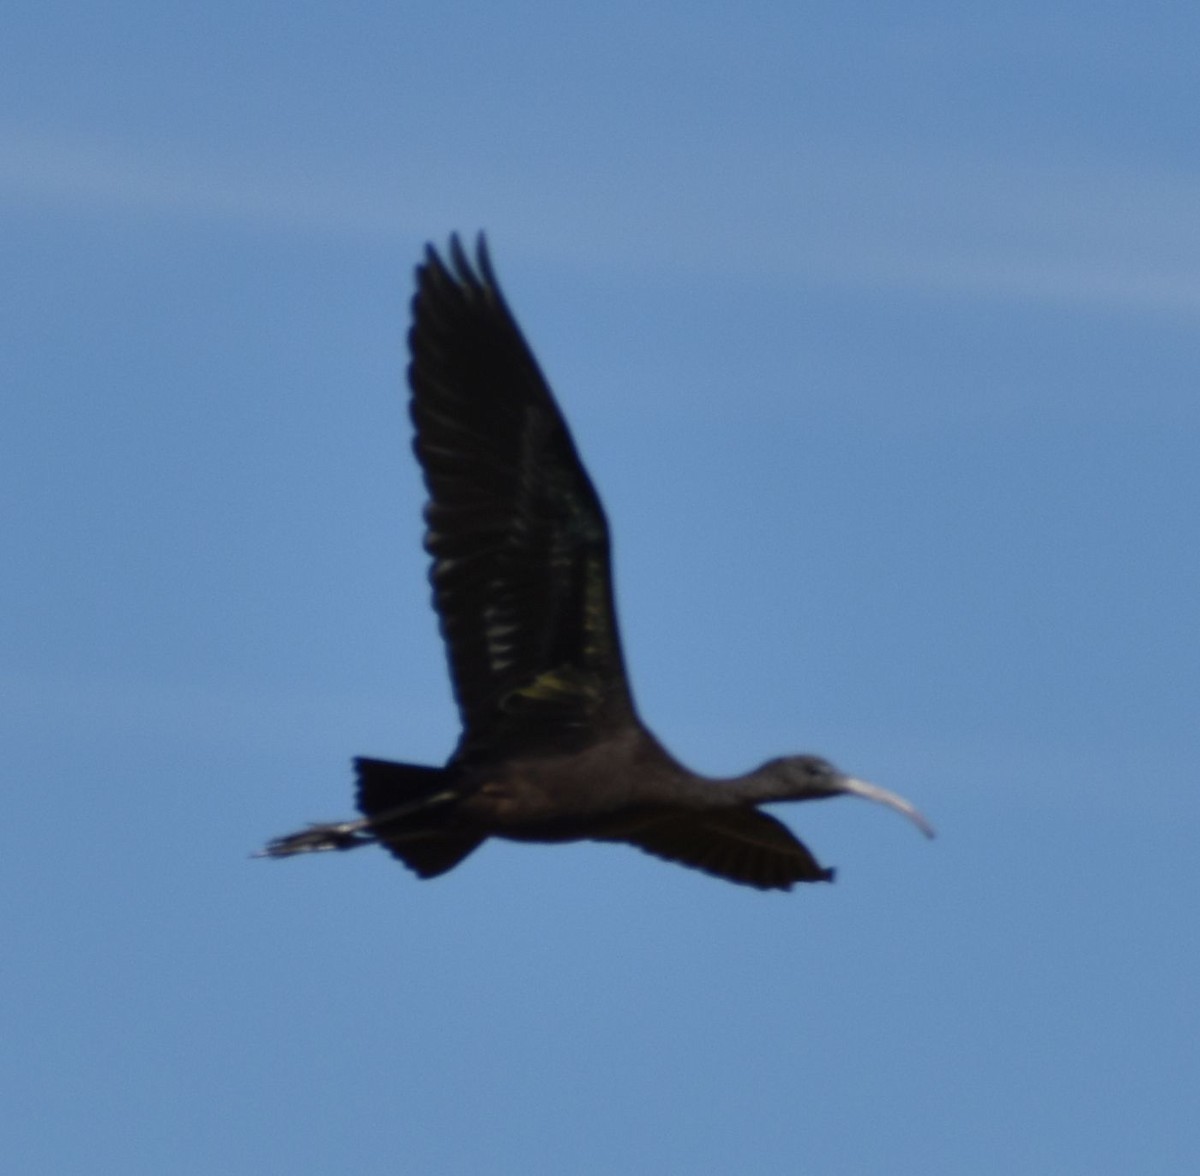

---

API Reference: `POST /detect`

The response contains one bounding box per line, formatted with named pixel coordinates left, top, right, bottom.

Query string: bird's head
left=757, top=755, right=935, bottom=838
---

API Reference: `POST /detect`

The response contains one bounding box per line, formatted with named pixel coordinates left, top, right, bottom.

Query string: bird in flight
left=261, top=235, right=933, bottom=890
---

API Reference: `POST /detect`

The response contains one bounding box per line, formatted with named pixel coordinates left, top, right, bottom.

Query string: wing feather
left=408, top=235, right=635, bottom=758
left=622, top=809, right=835, bottom=890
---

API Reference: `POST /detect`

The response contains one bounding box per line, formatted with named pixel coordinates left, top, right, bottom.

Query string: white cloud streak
left=3, top=123, right=1200, bottom=318
left=0, top=124, right=427, bottom=239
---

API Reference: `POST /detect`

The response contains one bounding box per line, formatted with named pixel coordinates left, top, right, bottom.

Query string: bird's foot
left=255, top=818, right=375, bottom=858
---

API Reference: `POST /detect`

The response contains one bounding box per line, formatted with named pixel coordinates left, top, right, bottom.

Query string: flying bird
left=261, top=235, right=933, bottom=890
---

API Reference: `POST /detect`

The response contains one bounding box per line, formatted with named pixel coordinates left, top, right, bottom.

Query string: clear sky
left=4, top=4, right=1198, bottom=1173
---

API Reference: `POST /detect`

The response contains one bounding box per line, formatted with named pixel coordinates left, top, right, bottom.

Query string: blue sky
left=4, top=4, right=1198, bottom=1173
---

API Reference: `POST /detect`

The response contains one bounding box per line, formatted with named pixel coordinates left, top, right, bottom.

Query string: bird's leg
left=256, top=789, right=461, bottom=858
left=256, top=818, right=375, bottom=857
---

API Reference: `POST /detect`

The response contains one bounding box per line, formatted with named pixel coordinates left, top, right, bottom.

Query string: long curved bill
left=840, top=776, right=936, bottom=839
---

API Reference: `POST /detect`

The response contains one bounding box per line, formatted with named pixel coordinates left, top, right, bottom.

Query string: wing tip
left=419, top=231, right=493, bottom=287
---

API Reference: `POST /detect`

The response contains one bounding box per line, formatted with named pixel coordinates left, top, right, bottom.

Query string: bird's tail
left=354, top=756, right=455, bottom=818
left=259, top=758, right=482, bottom=880
left=353, top=757, right=484, bottom=879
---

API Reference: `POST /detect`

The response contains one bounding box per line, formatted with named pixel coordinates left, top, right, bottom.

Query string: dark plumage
left=261, top=235, right=933, bottom=890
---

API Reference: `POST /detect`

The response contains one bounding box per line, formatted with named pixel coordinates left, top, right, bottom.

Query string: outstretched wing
left=622, top=809, right=835, bottom=890
left=408, top=235, right=637, bottom=759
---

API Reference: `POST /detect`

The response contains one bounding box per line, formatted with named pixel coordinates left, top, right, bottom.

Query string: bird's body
left=262, top=235, right=932, bottom=890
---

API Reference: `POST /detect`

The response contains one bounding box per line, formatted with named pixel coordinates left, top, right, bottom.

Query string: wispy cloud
left=853, top=250, right=1200, bottom=317
left=0, top=124, right=427, bottom=239
left=4, top=122, right=1199, bottom=318
left=798, top=151, right=1200, bottom=316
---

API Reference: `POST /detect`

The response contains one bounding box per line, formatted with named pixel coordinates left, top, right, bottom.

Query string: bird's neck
left=690, top=763, right=805, bottom=806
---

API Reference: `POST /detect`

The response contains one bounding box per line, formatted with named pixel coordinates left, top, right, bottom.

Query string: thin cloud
left=0, top=124, right=424, bottom=239
left=4, top=123, right=1199, bottom=318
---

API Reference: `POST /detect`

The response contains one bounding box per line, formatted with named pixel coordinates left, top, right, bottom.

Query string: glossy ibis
left=261, top=236, right=932, bottom=890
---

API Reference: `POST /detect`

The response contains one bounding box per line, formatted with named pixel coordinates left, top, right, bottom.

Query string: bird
left=260, top=234, right=933, bottom=891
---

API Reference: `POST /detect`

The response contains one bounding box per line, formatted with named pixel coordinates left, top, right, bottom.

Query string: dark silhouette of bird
left=261, top=235, right=933, bottom=890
